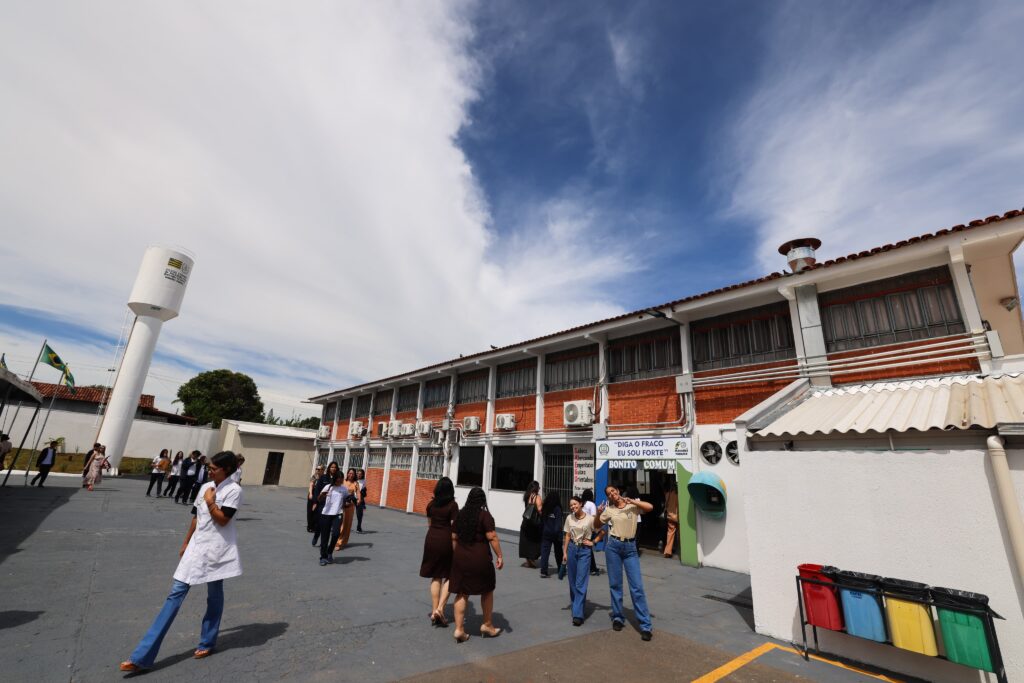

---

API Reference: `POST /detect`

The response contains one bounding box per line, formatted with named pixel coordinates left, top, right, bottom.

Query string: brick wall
left=333, top=419, right=348, bottom=440
left=493, top=395, right=536, bottom=432
left=412, top=478, right=435, bottom=514
left=607, top=376, right=680, bottom=426
left=365, top=467, right=384, bottom=505
left=421, top=406, right=449, bottom=423
left=694, top=360, right=798, bottom=425
left=829, top=335, right=980, bottom=385
left=543, top=387, right=596, bottom=429
left=386, top=469, right=410, bottom=510
left=453, top=401, right=488, bottom=425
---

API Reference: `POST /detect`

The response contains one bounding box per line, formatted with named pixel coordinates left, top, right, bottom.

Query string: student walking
left=316, top=470, right=346, bottom=565
left=81, top=443, right=101, bottom=488
left=333, top=468, right=360, bottom=552
left=419, top=477, right=458, bottom=626
left=163, top=452, right=185, bottom=498
left=449, top=487, right=503, bottom=643
left=147, top=450, right=170, bottom=496
left=518, top=481, right=542, bottom=568
left=230, top=454, right=245, bottom=484
left=119, top=451, right=243, bottom=672
left=30, top=440, right=59, bottom=487
left=594, top=485, right=654, bottom=641
left=83, top=445, right=110, bottom=491
left=563, top=495, right=602, bottom=626
left=663, top=479, right=678, bottom=559
left=187, top=456, right=208, bottom=504
left=355, top=468, right=368, bottom=532
left=175, top=452, right=200, bottom=505
left=538, top=491, right=563, bottom=578
left=307, top=465, right=324, bottom=532
left=311, top=462, right=337, bottom=546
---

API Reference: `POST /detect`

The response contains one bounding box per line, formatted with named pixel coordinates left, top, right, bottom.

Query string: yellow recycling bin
left=882, top=578, right=938, bottom=656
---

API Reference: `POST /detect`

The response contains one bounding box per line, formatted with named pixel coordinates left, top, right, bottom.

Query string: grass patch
left=2, top=450, right=151, bottom=475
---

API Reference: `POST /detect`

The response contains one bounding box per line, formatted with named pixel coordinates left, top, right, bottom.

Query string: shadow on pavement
left=335, top=555, right=369, bottom=565
left=149, top=622, right=289, bottom=671
left=0, top=483, right=79, bottom=564
left=0, top=610, right=44, bottom=630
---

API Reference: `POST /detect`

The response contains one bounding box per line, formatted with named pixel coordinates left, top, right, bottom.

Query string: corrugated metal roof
left=310, top=206, right=1024, bottom=402
left=756, top=374, right=1024, bottom=436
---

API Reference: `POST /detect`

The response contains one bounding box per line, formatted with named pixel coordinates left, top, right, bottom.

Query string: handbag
left=522, top=500, right=539, bottom=525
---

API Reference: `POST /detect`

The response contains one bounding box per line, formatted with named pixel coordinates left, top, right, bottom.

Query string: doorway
left=263, top=452, right=284, bottom=485
left=542, top=445, right=573, bottom=512
left=607, top=465, right=672, bottom=550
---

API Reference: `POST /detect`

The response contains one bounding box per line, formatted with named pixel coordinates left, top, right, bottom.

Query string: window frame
left=545, top=345, right=599, bottom=392
left=456, top=446, right=484, bottom=487
left=690, top=302, right=796, bottom=372
left=397, top=385, right=420, bottom=413
left=456, top=371, right=489, bottom=404
left=416, top=448, right=444, bottom=481
left=422, top=379, right=450, bottom=409
left=490, top=445, right=535, bottom=492
left=496, top=360, right=536, bottom=399
left=606, top=328, right=682, bottom=383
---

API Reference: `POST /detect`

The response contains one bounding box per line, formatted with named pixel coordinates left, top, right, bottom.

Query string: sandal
left=453, top=631, right=469, bottom=643
left=480, top=625, right=502, bottom=638
left=433, top=610, right=448, bottom=627
left=119, top=661, right=145, bottom=672
left=194, top=648, right=214, bottom=659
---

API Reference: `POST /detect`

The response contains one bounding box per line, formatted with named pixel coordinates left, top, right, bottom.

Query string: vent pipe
left=778, top=238, right=822, bottom=273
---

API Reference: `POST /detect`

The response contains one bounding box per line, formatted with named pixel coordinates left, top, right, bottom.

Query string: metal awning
left=0, top=367, right=43, bottom=405
left=755, top=374, right=1024, bottom=437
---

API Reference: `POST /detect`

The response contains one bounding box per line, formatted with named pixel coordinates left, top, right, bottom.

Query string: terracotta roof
left=310, top=207, right=1024, bottom=401
left=33, top=382, right=156, bottom=409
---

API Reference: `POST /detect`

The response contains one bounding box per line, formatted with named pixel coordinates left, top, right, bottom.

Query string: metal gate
left=542, top=444, right=574, bottom=512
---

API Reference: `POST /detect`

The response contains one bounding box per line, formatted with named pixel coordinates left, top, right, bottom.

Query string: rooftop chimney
left=778, top=237, right=822, bottom=273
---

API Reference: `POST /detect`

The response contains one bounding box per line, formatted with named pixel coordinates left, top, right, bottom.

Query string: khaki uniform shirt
left=563, top=512, right=594, bottom=544
left=600, top=502, right=640, bottom=539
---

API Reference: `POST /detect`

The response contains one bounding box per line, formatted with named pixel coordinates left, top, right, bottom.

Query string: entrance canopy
left=0, top=367, right=43, bottom=405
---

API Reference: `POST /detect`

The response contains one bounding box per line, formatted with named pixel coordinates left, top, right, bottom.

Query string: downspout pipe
left=987, top=434, right=1024, bottom=593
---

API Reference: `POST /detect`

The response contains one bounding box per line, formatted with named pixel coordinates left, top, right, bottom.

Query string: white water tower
left=97, top=246, right=194, bottom=467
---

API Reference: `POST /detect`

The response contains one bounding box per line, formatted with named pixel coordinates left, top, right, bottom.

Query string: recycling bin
left=880, top=578, right=938, bottom=656
left=836, top=571, right=886, bottom=642
left=798, top=564, right=843, bottom=631
left=931, top=587, right=995, bottom=673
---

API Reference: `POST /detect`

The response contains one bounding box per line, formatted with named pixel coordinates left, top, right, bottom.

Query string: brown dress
left=449, top=509, right=497, bottom=596
left=419, top=500, right=459, bottom=579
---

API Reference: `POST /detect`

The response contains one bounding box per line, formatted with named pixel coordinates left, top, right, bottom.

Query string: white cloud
left=0, top=2, right=636, bottom=414
left=722, top=1, right=1024, bottom=272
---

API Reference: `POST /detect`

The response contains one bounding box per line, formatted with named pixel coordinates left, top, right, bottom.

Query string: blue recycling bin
left=836, top=571, right=887, bottom=643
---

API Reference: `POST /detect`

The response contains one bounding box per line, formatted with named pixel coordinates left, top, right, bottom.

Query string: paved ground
left=0, top=476, right=910, bottom=682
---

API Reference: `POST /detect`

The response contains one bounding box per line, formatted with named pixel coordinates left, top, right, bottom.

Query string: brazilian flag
left=61, top=367, right=76, bottom=395
left=40, top=344, right=66, bottom=371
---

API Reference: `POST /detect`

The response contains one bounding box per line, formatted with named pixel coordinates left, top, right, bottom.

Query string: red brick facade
left=420, top=406, right=449, bottom=423
left=694, top=360, right=799, bottom=424
left=365, top=468, right=384, bottom=505
left=453, top=401, right=488, bottom=425
left=829, top=335, right=980, bottom=385
left=333, top=419, right=349, bottom=440
left=386, top=469, right=410, bottom=510
left=607, top=376, right=680, bottom=426
left=493, top=395, right=537, bottom=432
left=412, top=478, right=435, bottom=514
left=543, top=387, right=596, bottom=429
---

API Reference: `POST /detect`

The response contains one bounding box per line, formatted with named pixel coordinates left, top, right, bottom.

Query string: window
left=367, top=448, right=387, bottom=468
left=491, top=446, right=534, bottom=491
left=338, top=398, right=353, bottom=420
left=456, top=371, right=488, bottom=404
left=397, top=385, right=419, bottom=412
left=607, top=328, right=682, bottom=383
left=423, top=379, right=450, bottom=409
left=373, top=390, right=393, bottom=416
left=545, top=345, right=599, bottom=392
left=348, top=449, right=364, bottom=470
left=457, top=447, right=484, bottom=487
left=417, top=448, right=444, bottom=480
left=496, top=361, right=536, bottom=399
left=355, top=395, right=372, bottom=418
left=691, top=303, right=796, bottom=371
left=322, top=403, right=337, bottom=423
left=316, top=449, right=329, bottom=468
left=819, top=267, right=966, bottom=352
left=390, top=449, right=413, bottom=470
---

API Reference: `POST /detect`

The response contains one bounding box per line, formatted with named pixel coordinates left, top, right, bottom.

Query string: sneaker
left=612, top=621, right=623, bottom=631
left=641, top=631, right=653, bottom=641
left=590, top=570, right=600, bottom=576
left=319, top=558, right=328, bottom=566
left=572, top=618, right=583, bottom=627
left=539, top=573, right=550, bottom=578
left=326, top=556, right=334, bottom=564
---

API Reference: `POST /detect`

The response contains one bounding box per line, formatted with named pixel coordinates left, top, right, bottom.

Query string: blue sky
left=1, top=1, right=1021, bottom=416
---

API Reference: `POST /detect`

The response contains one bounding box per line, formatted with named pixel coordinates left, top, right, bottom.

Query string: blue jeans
left=605, top=537, right=652, bottom=631
left=539, top=533, right=563, bottom=575
left=129, top=579, right=224, bottom=668
left=566, top=543, right=592, bottom=620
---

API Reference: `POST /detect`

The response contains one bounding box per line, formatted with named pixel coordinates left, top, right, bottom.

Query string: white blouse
left=174, top=479, right=243, bottom=585
left=320, top=485, right=345, bottom=516
left=170, top=461, right=182, bottom=476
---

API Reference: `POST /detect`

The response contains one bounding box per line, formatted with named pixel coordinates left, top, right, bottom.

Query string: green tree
left=285, top=416, right=320, bottom=429
left=174, top=370, right=264, bottom=428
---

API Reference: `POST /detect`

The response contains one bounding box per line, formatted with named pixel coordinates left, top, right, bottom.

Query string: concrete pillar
left=794, top=284, right=831, bottom=386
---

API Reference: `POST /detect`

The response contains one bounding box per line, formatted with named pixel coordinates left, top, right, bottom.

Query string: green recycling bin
left=930, top=587, right=994, bottom=673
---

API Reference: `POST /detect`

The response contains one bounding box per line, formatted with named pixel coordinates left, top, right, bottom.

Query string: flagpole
left=2, top=338, right=47, bottom=434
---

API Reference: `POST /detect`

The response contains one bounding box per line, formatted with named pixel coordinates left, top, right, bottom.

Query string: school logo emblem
left=673, top=440, right=689, bottom=456
left=598, top=443, right=610, bottom=456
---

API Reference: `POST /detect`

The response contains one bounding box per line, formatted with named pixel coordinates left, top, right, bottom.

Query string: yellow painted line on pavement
left=692, top=642, right=904, bottom=683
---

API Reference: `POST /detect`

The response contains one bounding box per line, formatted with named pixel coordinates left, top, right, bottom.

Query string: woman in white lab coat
left=119, top=451, right=243, bottom=672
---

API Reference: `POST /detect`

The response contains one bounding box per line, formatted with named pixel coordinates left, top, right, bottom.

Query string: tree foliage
left=175, top=369, right=264, bottom=428
left=263, top=409, right=320, bottom=429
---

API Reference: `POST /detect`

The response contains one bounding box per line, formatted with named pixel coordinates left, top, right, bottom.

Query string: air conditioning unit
left=462, top=416, right=481, bottom=433
left=400, top=422, right=416, bottom=437
left=317, top=426, right=330, bottom=439
left=495, top=413, right=517, bottom=430
left=375, top=421, right=387, bottom=438
left=349, top=421, right=365, bottom=438
left=441, top=417, right=452, bottom=430
left=563, top=400, right=594, bottom=427
left=416, top=420, right=433, bottom=436
left=388, top=420, right=403, bottom=438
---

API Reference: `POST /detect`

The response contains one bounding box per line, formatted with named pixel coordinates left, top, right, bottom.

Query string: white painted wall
left=694, top=425, right=750, bottom=573
left=744, top=446, right=1024, bottom=683
left=3, top=408, right=218, bottom=460
left=453, top=485, right=523, bottom=533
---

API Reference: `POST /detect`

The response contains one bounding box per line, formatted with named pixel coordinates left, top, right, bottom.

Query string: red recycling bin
left=798, top=564, right=844, bottom=631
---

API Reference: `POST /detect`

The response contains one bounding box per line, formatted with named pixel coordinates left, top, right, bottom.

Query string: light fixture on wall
left=643, top=309, right=685, bottom=327
left=1000, top=296, right=1019, bottom=311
